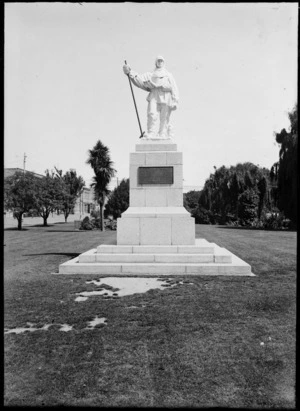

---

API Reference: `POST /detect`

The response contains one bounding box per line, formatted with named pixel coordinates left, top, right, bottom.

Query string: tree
left=257, top=175, right=268, bottom=220
left=229, top=172, right=242, bottom=219
left=237, top=188, right=259, bottom=226
left=86, top=140, right=116, bottom=230
left=4, top=171, right=39, bottom=230
left=105, top=178, right=129, bottom=219
left=55, top=168, right=85, bottom=222
left=269, top=162, right=279, bottom=209
left=274, top=103, right=297, bottom=227
left=199, top=176, right=214, bottom=211
left=183, top=190, right=201, bottom=213
left=33, top=170, right=65, bottom=226
left=197, top=163, right=273, bottom=225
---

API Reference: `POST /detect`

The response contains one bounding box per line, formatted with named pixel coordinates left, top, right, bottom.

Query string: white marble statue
left=123, top=56, right=179, bottom=139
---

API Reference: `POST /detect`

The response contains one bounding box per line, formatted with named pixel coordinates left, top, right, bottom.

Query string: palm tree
left=86, top=140, right=116, bottom=231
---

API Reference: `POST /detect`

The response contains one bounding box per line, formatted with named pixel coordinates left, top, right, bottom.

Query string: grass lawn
left=4, top=222, right=296, bottom=407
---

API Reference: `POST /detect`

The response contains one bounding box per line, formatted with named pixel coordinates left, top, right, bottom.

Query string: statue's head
left=155, top=56, right=165, bottom=68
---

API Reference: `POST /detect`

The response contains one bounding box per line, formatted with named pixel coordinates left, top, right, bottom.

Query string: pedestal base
left=57, top=137, right=253, bottom=276
left=58, top=238, right=254, bottom=276
left=117, top=207, right=195, bottom=245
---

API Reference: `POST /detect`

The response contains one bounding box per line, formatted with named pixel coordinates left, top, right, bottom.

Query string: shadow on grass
left=45, top=230, right=85, bottom=233
left=23, top=252, right=80, bottom=257
left=5, top=224, right=57, bottom=228
left=4, top=227, right=29, bottom=231
left=29, top=224, right=55, bottom=227
left=216, top=226, right=296, bottom=232
left=4, top=225, right=81, bottom=232
left=45, top=229, right=115, bottom=233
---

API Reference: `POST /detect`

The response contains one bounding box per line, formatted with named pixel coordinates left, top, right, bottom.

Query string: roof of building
left=4, top=168, right=45, bottom=179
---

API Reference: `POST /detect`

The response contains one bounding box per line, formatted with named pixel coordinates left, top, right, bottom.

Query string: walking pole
left=124, top=60, right=145, bottom=139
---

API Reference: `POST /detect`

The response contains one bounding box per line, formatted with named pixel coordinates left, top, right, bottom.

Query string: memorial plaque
left=138, top=167, right=173, bottom=185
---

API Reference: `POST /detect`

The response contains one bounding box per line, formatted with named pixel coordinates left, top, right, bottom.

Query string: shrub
left=91, top=217, right=102, bottom=229
left=226, top=220, right=240, bottom=227
left=104, top=219, right=117, bottom=230
left=192, top=206, right=215, bottom=224
left=79, top=216, right=116, bottom=231
left=262, top=213, right=284, bottom=230
left=250, top=218, right=265, bottom=229
left=80, top=216, right=93, bottom=230
left=282, top=218, right=292, bottom=229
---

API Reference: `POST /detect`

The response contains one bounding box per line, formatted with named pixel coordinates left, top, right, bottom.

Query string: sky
left=4, top=2, right=298, bottom=191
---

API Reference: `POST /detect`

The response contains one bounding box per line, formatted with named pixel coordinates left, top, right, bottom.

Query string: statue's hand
left=171, top=101, right=178, bottom=110
left=123, top=64, right=131, bottom=75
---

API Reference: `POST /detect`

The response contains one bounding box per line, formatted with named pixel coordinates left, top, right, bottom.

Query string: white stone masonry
left=58, top=137, right=254, bottom=276
left=117, top=139, right=195, bottom=245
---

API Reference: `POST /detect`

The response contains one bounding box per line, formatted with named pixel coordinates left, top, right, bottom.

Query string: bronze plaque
left=138, top=167, right=173, bottom=185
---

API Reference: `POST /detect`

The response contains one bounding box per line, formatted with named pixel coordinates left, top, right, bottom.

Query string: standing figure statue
left=123, top=56, right=179, bottom=139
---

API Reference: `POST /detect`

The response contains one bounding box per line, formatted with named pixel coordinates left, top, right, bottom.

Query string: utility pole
left=23, top=153, right=27, bottom=174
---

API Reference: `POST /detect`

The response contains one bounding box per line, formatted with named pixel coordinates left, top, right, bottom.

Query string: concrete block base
left=57, top=138, right=253, bottom=277
left=117, top=207, right=195, bottom=245
left=58, top=239, right=254, bottom=276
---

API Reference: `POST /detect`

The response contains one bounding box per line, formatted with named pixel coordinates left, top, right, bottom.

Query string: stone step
left=58, top=240, right=253, bottom=276
left=79, top=253, right=222, bottom=264
left=97, top=244, right=215, bottom=254
left=58, top=258, right=253, bottom=276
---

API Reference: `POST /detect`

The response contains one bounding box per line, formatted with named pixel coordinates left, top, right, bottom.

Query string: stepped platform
left=57, top=239, right=254, bottom=276
left=57, top=138, right=253, bottom=277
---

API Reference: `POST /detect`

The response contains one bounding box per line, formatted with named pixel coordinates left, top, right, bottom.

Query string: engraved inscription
left=138, top=167, right=173, bottom=185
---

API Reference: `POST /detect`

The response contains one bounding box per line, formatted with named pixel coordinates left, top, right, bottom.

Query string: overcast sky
left=4, top=2, right=298, bottom=190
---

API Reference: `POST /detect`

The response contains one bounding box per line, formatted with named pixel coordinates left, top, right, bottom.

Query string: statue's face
left=156, top=59, right=164, bottom=68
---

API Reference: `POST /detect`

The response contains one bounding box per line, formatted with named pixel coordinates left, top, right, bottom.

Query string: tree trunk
left=64, top=210, right=69, bottom=222
left=43, top=216, right=48, bottom=226
left=100, top=203, right=104, bottom=231
left=17, top=214, right=23, bottom=230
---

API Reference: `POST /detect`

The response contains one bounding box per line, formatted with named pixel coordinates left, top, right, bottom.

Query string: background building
left=73, top=186, right=97, bottom=216
left=4, top=168, right=44, bottom=179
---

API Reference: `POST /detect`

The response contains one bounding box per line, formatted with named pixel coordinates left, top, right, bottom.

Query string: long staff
left=124, top=60, right=145, bottom=138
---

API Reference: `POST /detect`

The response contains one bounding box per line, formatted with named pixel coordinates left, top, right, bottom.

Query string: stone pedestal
left=117, top=139, right=195, bottom=245
left=58, top=138, right=253, bottom=276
